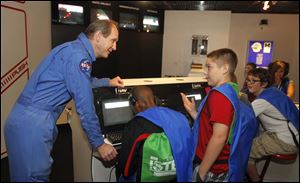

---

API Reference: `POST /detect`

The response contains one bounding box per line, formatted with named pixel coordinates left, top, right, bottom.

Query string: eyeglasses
left=246, top=79, right=261, bottom=84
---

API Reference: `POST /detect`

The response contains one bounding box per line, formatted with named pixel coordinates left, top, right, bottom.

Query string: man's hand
left=97, top=143, right=118, bottom=161
left=180, top=93, right=197, bottom=120
left=109, top=76, right=124, bottom=87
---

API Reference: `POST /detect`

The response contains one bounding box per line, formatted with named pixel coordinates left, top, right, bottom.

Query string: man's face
left=95, top=25, right=119, bottom=58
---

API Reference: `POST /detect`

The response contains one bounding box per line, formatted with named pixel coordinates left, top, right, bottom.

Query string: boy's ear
left=222, top=63, right=230, bottom=74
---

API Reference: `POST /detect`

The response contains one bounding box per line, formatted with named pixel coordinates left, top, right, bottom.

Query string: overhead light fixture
left=271, top=1, right=277, bottom=5
left=198, top=1, right=205, bottom=10
left=263, top=1, right=270, bottom=10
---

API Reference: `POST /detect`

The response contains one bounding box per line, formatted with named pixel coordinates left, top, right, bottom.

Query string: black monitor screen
left=101, top=98, right=133, bottom=127
left=58, top=4, right=84, bottom=25
left=119, top=12, right=138, bottom=30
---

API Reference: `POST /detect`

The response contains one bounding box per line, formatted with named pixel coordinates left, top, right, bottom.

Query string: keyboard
left=106, top=130, right=123, bottom=145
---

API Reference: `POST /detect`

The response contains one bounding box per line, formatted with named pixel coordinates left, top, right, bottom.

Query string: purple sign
left=247, top=40, right=273, bottom=67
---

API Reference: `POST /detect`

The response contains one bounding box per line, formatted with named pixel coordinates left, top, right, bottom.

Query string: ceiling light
left=263, top=1, right=270, bottom=10
left=271, top=1, right=277, bottom=5
left=198, top=1, right=205, bottom=10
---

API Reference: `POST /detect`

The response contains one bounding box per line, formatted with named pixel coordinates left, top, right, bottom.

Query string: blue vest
left=257, top=87, right=299, bottom=130
left=193, top=83, right=258, bottom=182
left=137, top=107, right=193, bottom=182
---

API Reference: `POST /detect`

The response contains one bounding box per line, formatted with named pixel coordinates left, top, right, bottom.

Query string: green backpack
left=141, top=132, right=176, bottom=182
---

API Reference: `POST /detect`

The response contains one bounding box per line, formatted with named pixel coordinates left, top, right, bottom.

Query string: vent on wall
left=259, top=19, right=268, bottom=25
left=259, top=19, right=268, bottom=30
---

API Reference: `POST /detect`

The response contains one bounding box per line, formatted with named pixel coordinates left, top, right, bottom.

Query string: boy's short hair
left=248, top=68, right=271, bottom=88
left=207, top=48, right=238, bottom=75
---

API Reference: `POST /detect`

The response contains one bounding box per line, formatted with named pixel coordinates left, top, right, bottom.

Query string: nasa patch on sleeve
left=79, top=59, right=92, bottom=72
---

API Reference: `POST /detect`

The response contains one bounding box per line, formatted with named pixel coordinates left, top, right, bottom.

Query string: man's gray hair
left=84, top=19, right=118, bottom=38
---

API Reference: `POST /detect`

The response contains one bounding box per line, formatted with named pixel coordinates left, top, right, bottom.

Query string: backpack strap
left=124, top=133, right=151, bottom=176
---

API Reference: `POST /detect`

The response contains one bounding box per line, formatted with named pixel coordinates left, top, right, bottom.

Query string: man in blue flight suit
left=4, top=19, right=123, bottom=182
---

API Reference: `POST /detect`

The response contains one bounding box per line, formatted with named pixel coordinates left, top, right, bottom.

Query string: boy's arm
left=198, top=122, right=229, bottom=180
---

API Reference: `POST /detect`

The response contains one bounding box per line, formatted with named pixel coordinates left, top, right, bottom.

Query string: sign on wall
left=1, top=3, right=29, bottom=157
left=247, top=40, right=273, bottom=68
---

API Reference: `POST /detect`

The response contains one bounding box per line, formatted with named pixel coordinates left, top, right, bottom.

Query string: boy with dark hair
left=117, top=86, right=193, bottom=182
left=181, top=48, right=257, bottom=182
left=246, top=68, right=299, bottom=182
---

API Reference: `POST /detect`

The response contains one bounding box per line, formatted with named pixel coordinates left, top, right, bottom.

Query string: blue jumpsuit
left=4, top=33, right=109, bottom=181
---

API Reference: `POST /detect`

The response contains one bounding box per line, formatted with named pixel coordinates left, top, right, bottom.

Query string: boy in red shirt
left=181, top=48, right=238, bottom=182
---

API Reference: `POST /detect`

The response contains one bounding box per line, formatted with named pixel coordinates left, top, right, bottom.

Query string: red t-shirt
left=195, top=90, right=234, bottom=174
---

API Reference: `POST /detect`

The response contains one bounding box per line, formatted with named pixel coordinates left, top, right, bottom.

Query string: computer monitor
left=90, top=8, right=112, bottom=22
left=93, top=80, right=209, bottom=131
left=119, top=12, right=139, bottom=30
left=58, top=3, right=84, bottom=25
left=101, top=98, right=133, bottom=129
left=143, top=15, right=160, bottom=32
left=150, top=83, right=208, bottom=113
